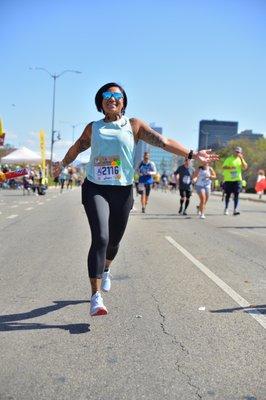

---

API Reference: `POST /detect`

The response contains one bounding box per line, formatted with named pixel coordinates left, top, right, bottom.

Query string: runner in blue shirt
left=137, top=152, right=157, bottom=213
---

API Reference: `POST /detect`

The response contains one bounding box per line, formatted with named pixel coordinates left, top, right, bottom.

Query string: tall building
left=149, top=146, right=176, bottom=174
left=134, top=124, right=183, bottom=174
left=198, top=120, right=238, bottom=150
left=133, top=140, right=149, bottom=169
left=232, top=129, right=264, bottom=142
left=147, top=124, right=180, bottom=174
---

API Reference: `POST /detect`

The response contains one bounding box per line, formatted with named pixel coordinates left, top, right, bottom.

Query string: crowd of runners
left=134, top=145, right=250, bottom=219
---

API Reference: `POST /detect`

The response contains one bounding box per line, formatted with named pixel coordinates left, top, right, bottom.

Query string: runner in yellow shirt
left=222, top=146, right=248, bottom=215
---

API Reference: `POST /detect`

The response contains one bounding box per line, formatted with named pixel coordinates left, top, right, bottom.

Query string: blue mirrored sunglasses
left=102, top=91, right=123, bottom=100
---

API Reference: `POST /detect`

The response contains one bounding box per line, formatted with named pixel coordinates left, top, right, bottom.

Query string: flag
left=39, top=130, right=46, bottom=179
left=0, top=119, right=5, bottom=146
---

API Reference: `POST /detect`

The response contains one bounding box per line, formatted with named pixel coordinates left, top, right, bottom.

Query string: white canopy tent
left=1, top=146, right=42, bottom=165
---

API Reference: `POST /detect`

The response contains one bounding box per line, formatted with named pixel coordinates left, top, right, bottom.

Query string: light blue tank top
left=86, top=116, right=135, bottom=186
left=195, top=167, right=211, bottom=187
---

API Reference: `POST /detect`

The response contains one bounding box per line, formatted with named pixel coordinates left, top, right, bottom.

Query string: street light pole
left=60, top=121, right=85, bottom=143
left=71, top=124, right=76, bottom=143
left=51, top=75, right=56, bottom=172
left=30, top=67, right=82, bottom=173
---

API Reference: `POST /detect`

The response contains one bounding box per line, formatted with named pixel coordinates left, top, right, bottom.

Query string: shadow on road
left=0, top=300, right=90, bottom=334
left=132, top=213, right=192, bottom=220
left=130, top=213, right=180, bottom=217
left=240, top=209, right=266, bottom=213
left=210, top=304, right=265, bottom=315
left=218, top=226, right=266, bottom=229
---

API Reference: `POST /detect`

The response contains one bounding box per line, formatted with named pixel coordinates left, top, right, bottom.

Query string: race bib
left=183, top=175, right=191, bottom=184
left=138, top=183, right=145, bottom=192
left=230, top=171, right=238, bottom=179
left=94, top=156, right=121, bottom=181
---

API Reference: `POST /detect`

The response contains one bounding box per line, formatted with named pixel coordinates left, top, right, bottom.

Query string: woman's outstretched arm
left=131, top=118, right=219, bottom=163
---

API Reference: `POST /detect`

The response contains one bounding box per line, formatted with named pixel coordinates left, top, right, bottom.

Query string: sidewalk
left=212, top=191, right=266, bottom=204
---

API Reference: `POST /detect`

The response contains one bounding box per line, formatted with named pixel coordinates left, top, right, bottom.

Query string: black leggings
left=82, top=179, right=133, bottom=278
left=224, top=181, right=242, bottom=210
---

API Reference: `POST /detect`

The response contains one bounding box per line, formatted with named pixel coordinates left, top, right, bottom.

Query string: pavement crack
left=152, top=294, right=202, bottom=399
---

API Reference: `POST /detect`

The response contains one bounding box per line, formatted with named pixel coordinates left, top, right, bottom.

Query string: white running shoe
left=101, top=270, right=112, bottom=292
left=224, top=209, right=229, bottom=215
left=90, top=292, right=108, bottom=317
left=200, top=214, right=206, bottom=219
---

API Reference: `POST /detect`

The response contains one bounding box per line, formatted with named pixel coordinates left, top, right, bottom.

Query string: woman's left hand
left=194, top=149, right=219, bottom=163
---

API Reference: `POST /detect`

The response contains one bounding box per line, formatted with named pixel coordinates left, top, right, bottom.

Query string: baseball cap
left=235, top=146, right=242, bottom=153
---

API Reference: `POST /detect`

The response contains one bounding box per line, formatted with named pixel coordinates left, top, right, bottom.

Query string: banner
left=0, top=119, right=5, bottom=146
left=0, top=168, right=28, bottom=182
left=39, top=130, right=46, bottom=179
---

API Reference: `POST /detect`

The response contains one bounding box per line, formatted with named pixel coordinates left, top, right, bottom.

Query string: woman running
left=193, top=163, right=216, bottom=219
left=54, top=82, right=218, bottom=316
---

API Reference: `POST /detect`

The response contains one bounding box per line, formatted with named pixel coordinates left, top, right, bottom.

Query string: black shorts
left=179, top=188, right=192, bottom=198
left=138, top=183, right=151, bottom=197
left=224, top=181, right=242, bottom=195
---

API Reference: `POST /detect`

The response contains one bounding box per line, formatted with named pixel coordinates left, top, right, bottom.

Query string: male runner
left=174, top=158, right=194, bottom=215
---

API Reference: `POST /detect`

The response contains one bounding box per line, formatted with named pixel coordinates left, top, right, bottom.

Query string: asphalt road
left=0, top=187, right=265, bottom=400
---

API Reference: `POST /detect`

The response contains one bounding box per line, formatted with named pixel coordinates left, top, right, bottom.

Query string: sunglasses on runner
left=102, top=91, right=124, bottom=101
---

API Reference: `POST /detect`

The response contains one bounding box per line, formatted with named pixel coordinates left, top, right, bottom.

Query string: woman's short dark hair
left=95, top=82, right=128, bottom=115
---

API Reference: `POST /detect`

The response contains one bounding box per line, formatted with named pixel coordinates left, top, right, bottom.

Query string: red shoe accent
left=91, top=307, right=108, bottom=317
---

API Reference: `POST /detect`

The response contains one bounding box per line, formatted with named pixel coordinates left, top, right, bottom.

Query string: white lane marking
left=25, top=207, right=34, bottom=211
left=6, top=214, right=18, bottom=219
left=165, top=236, right=266, bottom=330
left=10, top=205, right=18, bottom=208
left=46, top=198, right=51, bottom=201
left=37, top=202, right=44, bottom=205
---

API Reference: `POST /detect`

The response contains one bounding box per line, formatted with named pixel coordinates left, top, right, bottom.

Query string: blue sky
left=1, top=0, right=266, bottom=161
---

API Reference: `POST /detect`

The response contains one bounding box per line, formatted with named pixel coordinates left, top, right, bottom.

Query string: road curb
left=212, top=192, right=266, bottom=204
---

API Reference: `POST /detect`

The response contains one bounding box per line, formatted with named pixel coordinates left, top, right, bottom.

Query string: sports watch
left=187, top=150, right=194, bottom=160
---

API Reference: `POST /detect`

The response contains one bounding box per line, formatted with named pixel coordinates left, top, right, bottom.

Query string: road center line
left=165, top=235, right=266, bottom=330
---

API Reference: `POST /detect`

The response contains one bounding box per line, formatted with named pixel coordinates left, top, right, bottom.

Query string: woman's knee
left=92, top=232, right=109, bottom=249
